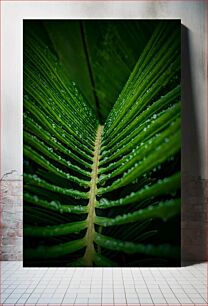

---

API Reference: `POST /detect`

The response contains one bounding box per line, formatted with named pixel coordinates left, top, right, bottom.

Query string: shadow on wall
left=181, top=25, right=207, bottom=266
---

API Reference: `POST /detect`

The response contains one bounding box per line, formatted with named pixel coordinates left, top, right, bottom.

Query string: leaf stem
left=83, top=125, right=103, bottom=266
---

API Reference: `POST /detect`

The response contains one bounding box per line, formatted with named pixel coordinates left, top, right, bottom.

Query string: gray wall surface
left=0, top=1, right=207, bottom=264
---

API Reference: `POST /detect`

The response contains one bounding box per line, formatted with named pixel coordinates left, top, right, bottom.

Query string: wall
left=0, top=1, right=207, bottom=264
left=0, top=179, right=22, bottom=260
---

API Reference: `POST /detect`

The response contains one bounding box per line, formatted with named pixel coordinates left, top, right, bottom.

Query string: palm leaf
left=23, top=20, right=181, bottom=267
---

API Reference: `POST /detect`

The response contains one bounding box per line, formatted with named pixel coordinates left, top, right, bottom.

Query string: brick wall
left=181, top=176, right=208, bottom=264
left=0, top=180, right=23, bottom=260
left=0, top=176, right=207, bottom=264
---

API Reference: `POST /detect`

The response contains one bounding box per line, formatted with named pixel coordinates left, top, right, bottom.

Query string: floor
left=0, top=262, right=207, bottom=305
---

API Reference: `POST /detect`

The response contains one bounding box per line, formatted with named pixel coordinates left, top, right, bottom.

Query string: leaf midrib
left=83, top=125, right=103, bottom=266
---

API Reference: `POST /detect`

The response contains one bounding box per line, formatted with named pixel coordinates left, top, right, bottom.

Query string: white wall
left=1, top=1, right=207, bottom=180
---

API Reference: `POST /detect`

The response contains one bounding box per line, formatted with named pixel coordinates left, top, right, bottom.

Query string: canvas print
left=23, top=20, right=181, bottom=267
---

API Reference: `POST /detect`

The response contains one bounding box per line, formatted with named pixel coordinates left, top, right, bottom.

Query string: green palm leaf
left=24, top=20, right=181, bottom=267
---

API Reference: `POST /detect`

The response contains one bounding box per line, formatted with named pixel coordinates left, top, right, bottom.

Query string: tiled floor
left=0, top=261, right=207, bottom=305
